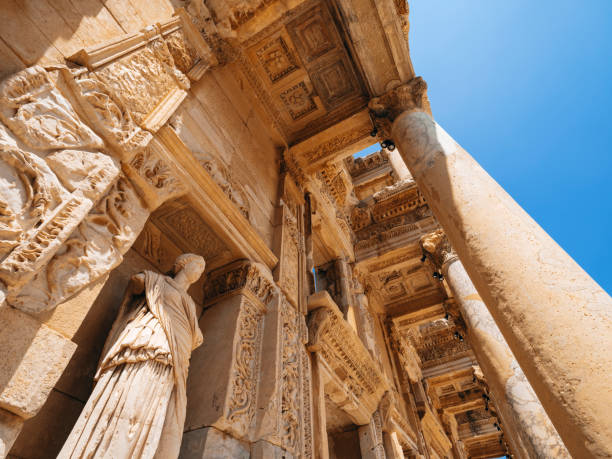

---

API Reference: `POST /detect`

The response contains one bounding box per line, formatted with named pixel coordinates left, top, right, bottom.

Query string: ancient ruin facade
left=0, top=1, right=610, bottom=458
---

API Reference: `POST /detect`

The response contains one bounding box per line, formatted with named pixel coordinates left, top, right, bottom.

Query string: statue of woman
left=59, top=253, right=205, bottom=459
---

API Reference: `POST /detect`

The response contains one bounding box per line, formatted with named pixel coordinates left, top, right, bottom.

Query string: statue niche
left=59, top=253, right=205, bottom=459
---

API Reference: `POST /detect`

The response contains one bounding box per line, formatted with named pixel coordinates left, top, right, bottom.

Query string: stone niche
left=7, top=194, right=224, bottom=458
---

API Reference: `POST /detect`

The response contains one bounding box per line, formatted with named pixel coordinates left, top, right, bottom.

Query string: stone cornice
left=307, top=294, right=388, bottom=424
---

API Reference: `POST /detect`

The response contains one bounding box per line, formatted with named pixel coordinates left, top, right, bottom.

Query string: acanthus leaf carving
left=368, top=77, right=431, bottom=141
left=226, top=298, right=265, bottom=437
left=204, top=260, right=275, bottom=306
left=126, top=140, right=187, bottom=210
left=420, top=229, right=458, bottom=271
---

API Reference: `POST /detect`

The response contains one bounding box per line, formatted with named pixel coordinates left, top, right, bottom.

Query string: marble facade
left=0, top=1, right=607, bottom=458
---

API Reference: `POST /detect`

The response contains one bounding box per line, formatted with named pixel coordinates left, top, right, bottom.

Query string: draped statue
left=59, top=254, right=205, bottom=459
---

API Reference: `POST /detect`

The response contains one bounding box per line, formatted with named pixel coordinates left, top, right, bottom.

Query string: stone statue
left=59, top=254, right=205, bottom=459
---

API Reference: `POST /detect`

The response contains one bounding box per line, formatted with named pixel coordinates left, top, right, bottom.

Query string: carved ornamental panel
left=307, top=296, right=387, bottom=425
left=241, top=0, right=367, bottom=143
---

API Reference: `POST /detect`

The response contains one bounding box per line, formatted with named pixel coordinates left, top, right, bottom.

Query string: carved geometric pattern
left=280, top=82, right=317, bottom=120
left=256, top=37, right=299, bottom=83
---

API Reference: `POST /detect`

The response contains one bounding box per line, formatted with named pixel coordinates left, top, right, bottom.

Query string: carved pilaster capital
left=204, top=259, right=275, bottom=307
left=420, top=229, right=458, bottom=271
left=368, top=77, right=431, bottom=141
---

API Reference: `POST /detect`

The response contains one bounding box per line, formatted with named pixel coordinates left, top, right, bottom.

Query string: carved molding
left=348, top=149, right=390, bottom=178
left=204, top=259, right=275, bottom=306
left=389, top=323, right=422, bottom=383
left=307, top=295, right=387, bottom=424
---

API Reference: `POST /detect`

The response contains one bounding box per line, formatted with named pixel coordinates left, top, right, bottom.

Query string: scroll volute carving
left=368, top=76, right=431, bottom=141
left=420, top=229, right=458, bottom=271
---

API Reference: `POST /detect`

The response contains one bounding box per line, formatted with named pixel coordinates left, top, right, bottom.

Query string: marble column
left=421, top=230, right=569, bottom=459
left=369, top=78, right=612, bottom=458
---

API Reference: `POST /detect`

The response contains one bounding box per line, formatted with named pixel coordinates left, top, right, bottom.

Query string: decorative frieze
left=307, top=296, right=387, bottom=424
left=204, top=259, right=275, bottom=307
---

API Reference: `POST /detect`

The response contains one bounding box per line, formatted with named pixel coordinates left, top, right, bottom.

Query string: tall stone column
left=369, top=78, right=612, bottom=458
left=421, top=230, right=569, bottom=459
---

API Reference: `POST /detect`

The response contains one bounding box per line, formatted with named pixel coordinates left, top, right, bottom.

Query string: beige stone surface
left=0, top=409, right=22, bottom=459
left=9, top=389, right=84, bottom=459
left=393, top=109, right=612, bottom=458
left=0, top=307, right=76, bottom=419
left=180, top=427, right=250, bottom=459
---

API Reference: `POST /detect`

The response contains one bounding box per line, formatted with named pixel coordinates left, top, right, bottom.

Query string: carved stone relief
left=226, top=298, right=265, bottom=436
left=153, top=201, right=228, bottom=263
left=0, top=66, right=122, bottom=309
left=280, top=299, right=301, bottom=454
left=308, top=301, right=387, bottom=425
left=198, top=157, right=250, bottom=220
left=204, top=259, right=275, bottom=307
left=10, top=176, right=149, bottom=313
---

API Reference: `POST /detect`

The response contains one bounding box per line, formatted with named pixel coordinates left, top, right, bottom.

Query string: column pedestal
left=384, top=101, right=612, bottom=458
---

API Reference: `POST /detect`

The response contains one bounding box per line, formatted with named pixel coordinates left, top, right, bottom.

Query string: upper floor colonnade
left=369, top=80, right=612, bottom=459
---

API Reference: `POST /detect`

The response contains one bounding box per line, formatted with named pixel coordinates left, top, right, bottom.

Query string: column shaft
left=394, top=110, right=612, bottom=458
left=445, top=257, right=568, bottom=458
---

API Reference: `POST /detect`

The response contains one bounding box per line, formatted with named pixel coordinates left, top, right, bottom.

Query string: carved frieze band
left=307, top=302, right=387, bottom=420
left=204, top=259, right=275, bottom=307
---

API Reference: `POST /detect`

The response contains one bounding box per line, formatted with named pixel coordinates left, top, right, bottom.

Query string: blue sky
left=360, top=1, right=612, bottom=293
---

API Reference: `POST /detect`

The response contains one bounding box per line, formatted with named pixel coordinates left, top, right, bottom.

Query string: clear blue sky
left=361, top=1, right=612, bottom=293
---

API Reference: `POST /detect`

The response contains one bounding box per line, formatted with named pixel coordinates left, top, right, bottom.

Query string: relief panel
left=0, top=66, right=120, bottom=303
left=255, top=36, right=300, bottom=84
left=280, top=82, right=317, bottom=121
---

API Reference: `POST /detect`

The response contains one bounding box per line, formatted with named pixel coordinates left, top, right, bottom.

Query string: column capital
left=419, top=229, right=459, bottom=272
left=368, top=77, right=432, bottom=142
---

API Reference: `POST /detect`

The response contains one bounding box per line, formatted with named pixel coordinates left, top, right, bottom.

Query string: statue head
left=173, top=253, right=206, bottom=284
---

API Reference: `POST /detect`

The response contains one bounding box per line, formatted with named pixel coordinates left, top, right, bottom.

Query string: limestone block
left=251, top=439, right=294, bottom=459
left=0, top=408, right=22, bottom=458
left=180, top=427, right=249, bottom=459
left=0, top=307, right=76, bottom=418
left=8, top=388, right=83, bottom=459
